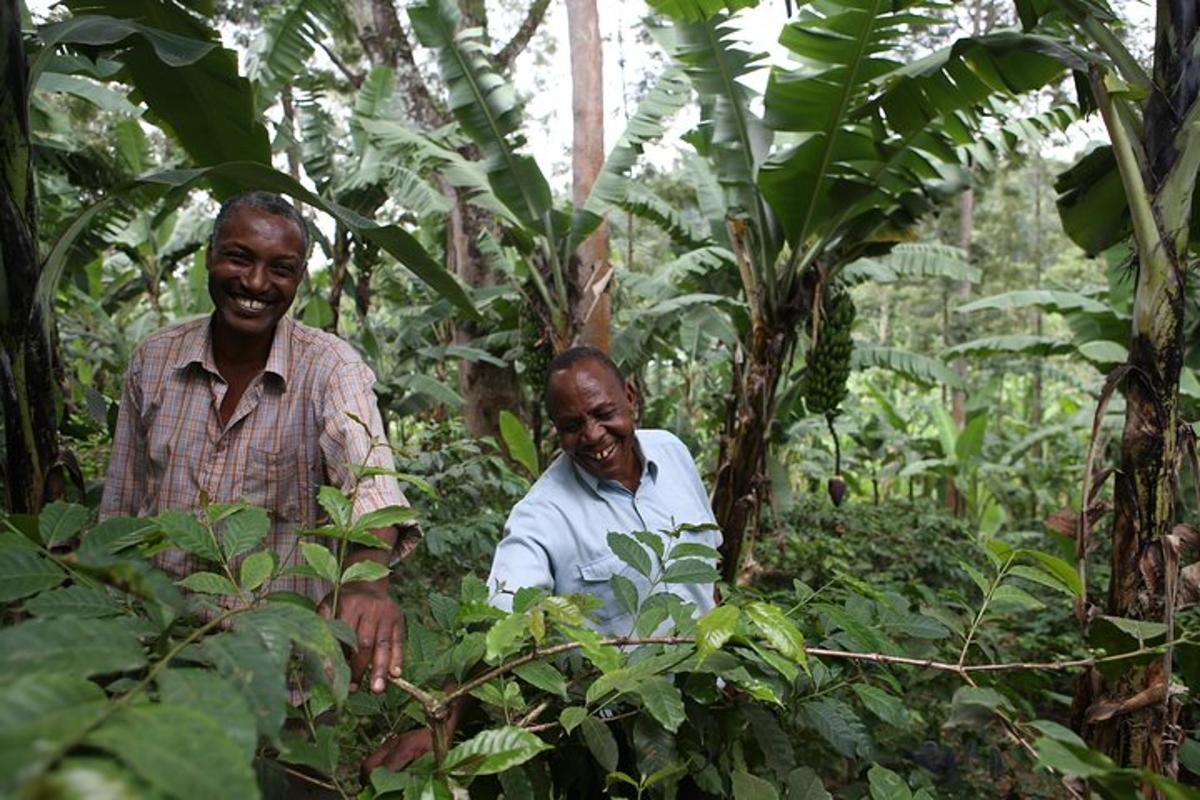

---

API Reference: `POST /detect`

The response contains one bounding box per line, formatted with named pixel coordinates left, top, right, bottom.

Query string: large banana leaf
left=851, top=345, right=965, bottom=391
left=408, top=0, right=551, bottom=231
left=585, top=69, right=692, bottom=218
left=247, top=0, right=345, bottom=94
left=957, top=289, right=1112, bottom=316
left=761, top=7, right=1083, bottom=256
left=62, top=0, right=271, bottom=193
left=841, top=243, right=976, bottom=285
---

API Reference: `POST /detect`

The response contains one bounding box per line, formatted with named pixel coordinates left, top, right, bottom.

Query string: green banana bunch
left=800, top=286, right=856, bottom=420
left=520, top=310, right=554, bottom=392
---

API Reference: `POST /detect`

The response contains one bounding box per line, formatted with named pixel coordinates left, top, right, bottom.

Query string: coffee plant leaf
left=559, top=706, right=587, bottom=733
left=745, top=602, right=806, bottom=667
left=443, top=726, right=551, bottom=777
left=580, top=717, right=619, bottom=773
left=852, top=685, right=911, bottom=729
left=317, top=486, right=353, bottom=529
left=636, top=676, right=686, bottom=732
left=38, top=501, right=89, bottom=547
left=743, top=705, right=795, bottom=779
left=0, top=617, right=146, bottom=680
left=787, top=766, right=832, bottom=800
left=158, top=669, right=257, bottom=759
left=733, top=770, right=779, bottom=800
left=239, top=550, right=276, bottom=592
left=341, top=561, right=390, bottom=585
left=155, top=511, right=220, bottom=563
left=632, top=714, right=679, bottom=780
left=0, top=674, right=107, bottom=788
left=0, top=550, right=66, bottom=602
left=867, top=765, right=913, bottom=800
left=608, top=532, right=652, bottom=578
left=611, top=574, right=640, bottom=616
left=667, top=542, right=721, bottom=561
left=633, top=530, right=666, bottom=561
left=300, top=542, right=339, bottom=584
left=696, top=604, right=740, bottom=664
left=513, top=661, right=568, bottom=699
left=485, top=610, right=530, bottom=663
left=177, top=571, right=238, bottom=595
left=220, top=507, right=269, bottom=559
left=236, top=602, right=349, bottom=700
left=661, top=558, right=719, bottom=584
left=499, top=410, right=539, bottom=479
left=23, top=585, right=124, bottom=618
left=199, top=630, right=288, bottom=743
left=799, top=699, right=872, bottom=759
left=85, top=703, right=257, bottom=800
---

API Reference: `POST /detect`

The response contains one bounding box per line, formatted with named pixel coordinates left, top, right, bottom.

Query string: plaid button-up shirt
left=100, top=315, right=416, bottom=603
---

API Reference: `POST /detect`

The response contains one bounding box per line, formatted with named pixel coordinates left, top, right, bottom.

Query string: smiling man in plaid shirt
left=100, top=191, right=417, bottom=696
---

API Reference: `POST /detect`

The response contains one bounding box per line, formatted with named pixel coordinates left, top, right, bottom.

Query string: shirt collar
left=570, top=431, right=658, bottom=495
left=173, top=314, right=292, bottom=388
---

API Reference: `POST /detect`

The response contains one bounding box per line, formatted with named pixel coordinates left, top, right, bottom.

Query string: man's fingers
left=350, top=609, right=377, bottom=683
left=389, top=619, right=404, bottom=678
left=370, top=629, right=391, bottom=694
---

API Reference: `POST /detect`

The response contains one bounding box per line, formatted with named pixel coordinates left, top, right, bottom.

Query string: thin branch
left=495, top=0, right=552, bottom=71
left=317, top=40, right=363, bottom=89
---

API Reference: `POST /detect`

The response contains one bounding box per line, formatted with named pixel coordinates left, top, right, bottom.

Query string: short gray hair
left=211, top=192, right=310, bottom=257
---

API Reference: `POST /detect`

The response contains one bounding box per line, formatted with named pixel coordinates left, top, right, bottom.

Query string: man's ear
left=624, top=379, right=639, bottom=413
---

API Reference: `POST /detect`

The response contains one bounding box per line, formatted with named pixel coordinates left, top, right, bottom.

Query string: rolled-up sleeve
left=487, top=504, right=554, bottom=612
left=319, top=360, right=418, bottom=556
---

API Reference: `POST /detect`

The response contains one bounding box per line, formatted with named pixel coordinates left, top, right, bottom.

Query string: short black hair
left=543, top=346, right=626, bottom=413
left=211, top=192, right=310, bottom=258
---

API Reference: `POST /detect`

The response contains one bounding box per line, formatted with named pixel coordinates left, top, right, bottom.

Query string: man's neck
left=211, top=319, right=273, bottom=377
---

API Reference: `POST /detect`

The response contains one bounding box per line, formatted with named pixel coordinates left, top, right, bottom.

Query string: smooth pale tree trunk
left=566, top=0, right=610, bottom=352
left=1, top=2, right=59, bottom=512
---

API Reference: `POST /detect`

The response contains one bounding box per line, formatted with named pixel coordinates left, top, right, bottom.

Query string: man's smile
left=585, top=442, right=617, bottom=464
left=231, top=294, right=271, bottom=314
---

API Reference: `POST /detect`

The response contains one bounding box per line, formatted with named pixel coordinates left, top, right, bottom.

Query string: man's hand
left=320, top=576, right=403, bottom=694
left=362, top=728, right=433, bottom=777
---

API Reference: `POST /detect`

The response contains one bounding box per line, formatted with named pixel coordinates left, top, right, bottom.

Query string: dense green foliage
left=5, top=0, right=1200, bottom=797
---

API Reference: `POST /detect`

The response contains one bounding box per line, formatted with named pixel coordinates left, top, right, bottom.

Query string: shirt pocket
left=577, top=553, right=642, bottom=623
left=243, top=447, right=301, bottom=523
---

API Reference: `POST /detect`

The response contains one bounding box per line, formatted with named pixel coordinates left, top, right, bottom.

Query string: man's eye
left=271, top=263, right=297, bottom=275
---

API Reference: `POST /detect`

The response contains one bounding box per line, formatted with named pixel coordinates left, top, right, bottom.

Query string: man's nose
left=242, top=262, right=269, bottom=293
left=580, top=418, right=602, bottom=443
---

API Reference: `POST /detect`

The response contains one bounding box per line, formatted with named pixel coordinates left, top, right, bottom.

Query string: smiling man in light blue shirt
left=487, top=347, right=721, bottom=635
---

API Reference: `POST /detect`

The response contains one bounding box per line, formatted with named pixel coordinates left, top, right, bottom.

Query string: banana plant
left=625, top=0, right=1084, bottom=583
left=1014, top=0, right=1200, bottom=779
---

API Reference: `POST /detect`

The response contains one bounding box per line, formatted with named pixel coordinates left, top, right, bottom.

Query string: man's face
left=207, top=207, right=306, bottom=341
left=547, top=358, right=640, bottom=488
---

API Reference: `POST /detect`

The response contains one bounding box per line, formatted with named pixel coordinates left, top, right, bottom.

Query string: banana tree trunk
left=1073, top=5, right=1199, bottom=781
left=711, top=320, right=794, bottom=584
left=1, top=3, right=59, bottom=513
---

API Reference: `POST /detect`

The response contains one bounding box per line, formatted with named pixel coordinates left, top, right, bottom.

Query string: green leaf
left=696, top=604, right=740, bottom=664
left=607, top=532, right=653, bottom=578
left=943, top=334, right=1074, bottom=359
left=156, top=510, right=220, bottom=563
left=0, top=674, right=108, bottom=787
left=611, top=574, right=641, bottom=615
left=852, top=346, right=965, bottom=391
left=58, top=1, right=270, bottom=196
left=580, top=717, right=619, bottom=773
left=485, top=611, right=530, bottom=663
left=340, top=560, right=390, bottom=585
left=952, top=686, right=1012, bottom=711
left=868, top=765, right=913, bottom=800
left=355, top=505, right=417, bottom=531
left=177, top=571, right=239, bottom=595
left=300, top=542, right=340, bottom=583
left=239, top=550, right=276, bottom=592
left=989, top=583, right=1045, bottom=612
left=745, top=601, right=806, bottom=667
left=661, top=558, right=719, bottom=584
left=513, top=661, right=568, bottom=699
left=560, top=706, right=587, bottom=734
left=38, top=501, right=89, bottom=546
left=853, top=685, right=911, bottom=729
left=0, top=617, right=146, bottom=680
left=499, top=410, right=539, bottom=478
left=798, top=700, right=871, bottom=759
left=1020, top=549, right=1084, bottom=598
left=86, top=704, right=257, bottom=799
left=23, top=585, right=124, bottom=618
left=76, top=517, right=157, bottom=565
left=443, top=726, right=551, bottom=777
left=408, top=0, right=552, bottom=229
left=1095, top=615, right=1167, bottom=642
left=637, top=676, right=686, bottom=733
left=316, top=487, right=352, bottom=529
left=0, top=550, right=66, bottom=602
left=1034, top=737, right=1115, bottom=778
left=157, top=669, right=257, bottom=759
left=842, top=243, right=977, bottom=285
left=667, top=542, right=721, bottom=560
left=733, top=770, right=780, bottom=800
left=221, top=507, right=269, bottom=559
left=199, top=630, right=288, bottom=743
left=236, top=602, right=349, bottom=700
left=787, top=767, right=832, bottom=800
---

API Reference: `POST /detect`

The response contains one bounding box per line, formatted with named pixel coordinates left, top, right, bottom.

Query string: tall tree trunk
left=566, top=0, right=610, bottom=352
left=1073, top=3, right=1199, bottom=784
left=1, top=2, right=58, bottom=513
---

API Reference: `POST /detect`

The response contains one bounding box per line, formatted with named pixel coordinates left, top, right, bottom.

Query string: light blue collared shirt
left=487, top=429, right=721, bottom=635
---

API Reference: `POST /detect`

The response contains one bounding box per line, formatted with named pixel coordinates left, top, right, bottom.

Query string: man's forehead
left=214, top=207, right=305, bottom=247
left=549, top=359, right=625, bottom=405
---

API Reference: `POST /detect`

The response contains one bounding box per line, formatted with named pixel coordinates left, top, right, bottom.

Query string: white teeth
left=591, top=444, right=615, bottom=462
left=235, top=297, right=267, bottom=312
